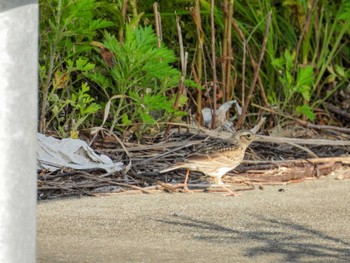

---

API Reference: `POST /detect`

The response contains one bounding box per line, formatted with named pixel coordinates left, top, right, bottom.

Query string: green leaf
left=335, top=65, right=346, bottom=78
left=294, top=65, right=314, bottom=101
left=296, top=65, right=314, bottom=87
left=336, top=1, right=350, bottom=20
left=178, top=95, right=188, bottom=107
left=285, top=71, right=293, bottom=86
left=139, top=111, right=155, bottom=124
left=76, top=58, right=95, bottom=71
left=86, top=72, right=112, bottom=91
left=295, top=85, right=311, bottom=101
left=121, top=113, right=132, bottom=125
left=271, top=56, right=284, bottom=70
left=284, top=49, right=295, bottom=71
left=296, top=104, right=315, bottom=121
left=184, top=79, right=202, bottom=90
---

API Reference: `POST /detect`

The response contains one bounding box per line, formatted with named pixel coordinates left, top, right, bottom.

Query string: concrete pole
left=0, top=1, right=38, bottom=262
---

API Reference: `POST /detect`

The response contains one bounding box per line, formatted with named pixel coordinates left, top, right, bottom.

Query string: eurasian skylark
left=160, top=130, right=255, bottom=195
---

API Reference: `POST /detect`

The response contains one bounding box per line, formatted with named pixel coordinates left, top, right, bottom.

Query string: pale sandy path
left=37, top=176, right=350, bottom=262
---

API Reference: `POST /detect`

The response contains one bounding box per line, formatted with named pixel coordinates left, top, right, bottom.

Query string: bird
left=160, top=130, right=255, bottom=195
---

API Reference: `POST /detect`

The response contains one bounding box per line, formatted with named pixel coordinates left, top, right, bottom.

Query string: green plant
left=271, top=49, right=315, bottom=120
left=38, top=0, right=350, bottom=135
left=48, top=82, right=101, bottom=138
left=311, top=0, right=350, bottom=108
left=46, top=58, right=100, bottom=138
left=231, top=0, right=349, bottom=122
left=39, top=0, right=114, bottom=133
left=89, top=25, right=189, bottom=135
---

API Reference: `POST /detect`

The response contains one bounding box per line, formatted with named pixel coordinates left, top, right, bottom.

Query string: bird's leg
left=221, top=185, right=240, bottom=197
left=182, top=169, right=191, bottom=193
left=211, top=177, right=239, bottom=196
left=214, top=177, right=223, bottom=186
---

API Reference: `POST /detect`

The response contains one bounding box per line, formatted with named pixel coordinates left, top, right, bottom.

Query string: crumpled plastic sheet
left=37, top=133, right=124, bottom=173
left=202, top=100, right=241, bottom=130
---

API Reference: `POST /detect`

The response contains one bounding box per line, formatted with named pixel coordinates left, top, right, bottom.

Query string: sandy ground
left=37, top=176, right=350, bottom=263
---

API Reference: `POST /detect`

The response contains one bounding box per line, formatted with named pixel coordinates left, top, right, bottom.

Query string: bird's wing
left=187, top=148, right=242, bottom=167
left=160, top=136, right=239, bottom=173
left=192, top=137, right=238, bottom=155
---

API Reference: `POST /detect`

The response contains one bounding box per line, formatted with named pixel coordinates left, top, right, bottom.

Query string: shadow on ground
left=157, top=213, right=350, bottom=262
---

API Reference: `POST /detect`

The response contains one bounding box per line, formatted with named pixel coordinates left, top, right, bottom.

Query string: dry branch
left=38, top=127, right=349, bottom=199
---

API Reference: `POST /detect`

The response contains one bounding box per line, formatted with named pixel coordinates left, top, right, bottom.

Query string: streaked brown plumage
left=160, top=130, right=255, bottom=193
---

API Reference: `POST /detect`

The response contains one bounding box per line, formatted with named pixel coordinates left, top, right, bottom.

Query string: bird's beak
left=253, top=134, right=264, bottom=141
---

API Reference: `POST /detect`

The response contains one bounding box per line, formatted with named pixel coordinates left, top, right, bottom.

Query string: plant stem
left=191, top=0, right=204, bottom=125
left=232, top=18, right=270, bottom=108
left=292, top=0, right=318, bottom=79
left=119, top=0, right=128, bottom=43
left=223, top=0, right=234, bottom=101
left=235, top=11, right=272, bottom=129
left=164, top=15, right=187, bottom=137
left=241, top=41, right=246, bottom=108
left=210, top=0, right=217, bottom=129
left=39, top=0, right=63, bottom=133
left=222, top=0, right=228, bottom=101
left=153, top=2, right=162, bottom=48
